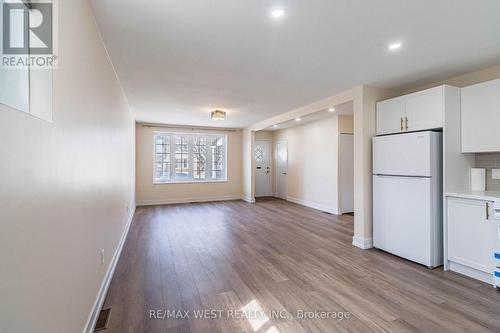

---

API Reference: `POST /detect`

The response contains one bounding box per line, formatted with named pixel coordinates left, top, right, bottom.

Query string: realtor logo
left=1, top=0, right=58, bottom=68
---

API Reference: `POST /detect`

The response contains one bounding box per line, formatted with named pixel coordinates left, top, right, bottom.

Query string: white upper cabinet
left=405, top=87, right=444, bottom=133
left=376, top=97, right=404, bottom=135
left=376, top=86, right=445, bottom=135
left=461, top=78, right=500, bottom=153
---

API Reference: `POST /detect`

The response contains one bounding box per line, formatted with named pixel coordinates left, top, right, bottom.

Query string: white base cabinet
left=446, top=196, right=495, bottom=284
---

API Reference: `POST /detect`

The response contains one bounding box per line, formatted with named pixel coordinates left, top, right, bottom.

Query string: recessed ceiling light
left=328, top=107, right=336, bottom=112
left=295, top=118, right=301, bottom=121
left=272, top=124, right=278, bottom=128
left=388, top=41, right=402, bottom=51
left=270, top=8, right=285, bottom=19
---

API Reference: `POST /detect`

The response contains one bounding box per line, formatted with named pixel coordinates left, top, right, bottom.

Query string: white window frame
left=153, top=131, right=228, bottom=184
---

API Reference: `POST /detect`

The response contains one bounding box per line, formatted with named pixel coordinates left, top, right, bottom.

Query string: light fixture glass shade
left=211, top=110, right=226, bottom=120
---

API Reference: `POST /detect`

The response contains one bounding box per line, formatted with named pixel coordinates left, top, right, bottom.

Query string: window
left=193, top=136, right=207, bottom=180
left=0, top=1, right=53, bottom=122
left=154, top=132, right=227, bottom=183
left=0, top=2, right=30, bottom=113
left=154, top=135, right=171, bottom=183
left=175, top=135, right=189, bottom=179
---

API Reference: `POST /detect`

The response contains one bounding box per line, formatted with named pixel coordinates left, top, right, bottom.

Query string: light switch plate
left=492, top=169, right=500, bottom=180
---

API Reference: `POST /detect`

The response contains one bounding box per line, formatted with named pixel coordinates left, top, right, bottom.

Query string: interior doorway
left=255, top=139, right=272, bottom=197
left=275, top=140, right=288, bottom=199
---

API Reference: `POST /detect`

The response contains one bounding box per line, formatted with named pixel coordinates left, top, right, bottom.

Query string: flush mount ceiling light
left=211, top=110, right=226, bottom=120
left=328, top=107, right=336, bottom=112
left=295, top=118, right=301, bottom=121
left=388, top=41, right=402, bottom=51
left=272, top=124, right=278, bottom=128
left=270, top=8, right=285, bottom=19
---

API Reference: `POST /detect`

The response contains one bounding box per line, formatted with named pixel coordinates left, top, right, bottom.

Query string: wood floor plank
left=101, top=198, right=500, bottom=333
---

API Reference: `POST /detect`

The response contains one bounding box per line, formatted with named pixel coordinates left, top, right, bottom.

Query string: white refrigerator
left=373, top=131, right=443, bottom=268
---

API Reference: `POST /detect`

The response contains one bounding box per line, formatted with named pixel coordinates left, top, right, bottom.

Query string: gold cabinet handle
left=405, top=117, right=409, bottom=131
left=400, top=118, right=404, bottom=131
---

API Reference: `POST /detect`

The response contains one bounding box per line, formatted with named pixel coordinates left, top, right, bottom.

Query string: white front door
left=276, top=141, right=288, bottom=200
left=255, top=140, right=271, bottom=197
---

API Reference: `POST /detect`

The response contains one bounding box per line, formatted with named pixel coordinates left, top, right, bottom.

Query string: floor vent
left=94, top=308, right=111, bottom=332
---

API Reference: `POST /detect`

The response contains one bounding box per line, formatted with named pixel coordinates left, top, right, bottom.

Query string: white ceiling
left=263, top=101, right=353, bottom=131
left=90, top=0, right=500, bottom=128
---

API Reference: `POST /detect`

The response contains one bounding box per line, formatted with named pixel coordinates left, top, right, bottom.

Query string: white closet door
left=339, top=134, right=354, bottom=213
left=275, top=141, right=288, bottom=199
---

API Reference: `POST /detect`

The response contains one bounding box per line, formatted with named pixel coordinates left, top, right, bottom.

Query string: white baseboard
left=449, top=261, right=493, bottom=285
left=83, top=203, right=136, bottom=333
left=286, top=196, right=339, bottom=215
left=352, top=236, right=373, bottom=249
left=136, top=195, right=243, bottom=206
left=242, top=195, right=256, bottom=203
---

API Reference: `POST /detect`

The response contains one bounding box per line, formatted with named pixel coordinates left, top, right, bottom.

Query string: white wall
left=0, top=0, right=135, bottom=332
left=402, top=64, right=500, bottom=93
left=339, top=115, right=354, bottom=134
left=255, top=130, right=274, bottom=140
left=245, top=85, right=399, bottom=249
left=272, top=116, right=341, bottom=214
left=352, top=87, right=394, bottom=248
left=135, top=125, right=242, bottom=205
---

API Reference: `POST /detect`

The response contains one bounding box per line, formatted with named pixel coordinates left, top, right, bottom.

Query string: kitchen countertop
left=445, top=190, right=500, bottom=201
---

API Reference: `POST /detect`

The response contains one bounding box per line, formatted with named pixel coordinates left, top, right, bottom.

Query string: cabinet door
left=461, top=79, right=500, bottom=153
left=405, top=86, right=443, bottom=132
left=376, top=97, right=404, bottom=135
left=448, top=198, right=493, bottom=273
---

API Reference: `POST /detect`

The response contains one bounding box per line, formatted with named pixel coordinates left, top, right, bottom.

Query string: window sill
left=153, top=179, right=228, bottom=185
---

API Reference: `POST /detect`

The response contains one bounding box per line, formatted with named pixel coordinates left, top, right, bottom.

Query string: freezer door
left=373, top=175, right=433, bottom=266
left=373, top=131, right=440, bottom=177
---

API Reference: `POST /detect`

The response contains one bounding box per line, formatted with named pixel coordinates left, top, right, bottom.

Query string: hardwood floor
left=102, top=198, right=500, bottom=333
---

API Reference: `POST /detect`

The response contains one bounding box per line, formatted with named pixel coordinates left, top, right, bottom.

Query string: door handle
left=400, top=117, right=403, bottom=131
left=256, top=166, right=262, bottom=169
left=405, top=117, right=408, bottom=131
left=282, top=172, right=287, bottom=175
